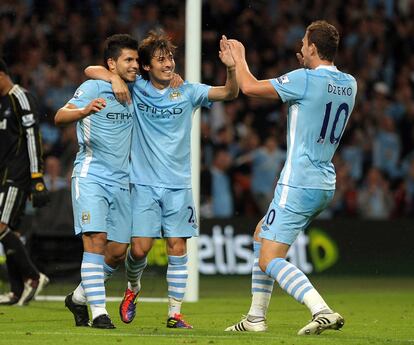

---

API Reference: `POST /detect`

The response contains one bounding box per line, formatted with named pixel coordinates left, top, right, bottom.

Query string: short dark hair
left=0, top=58, right=10, bottom=75
left=306, top=20, right=339, bottom=62
left=138, top=30, right=176, bottom=80
left=103, top=34, right=139, bottom=68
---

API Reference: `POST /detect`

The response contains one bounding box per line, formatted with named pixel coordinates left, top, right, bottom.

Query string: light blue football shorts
left=131, top=184, right=199, bottom=238
left=259, top=184, right=334, bottom=245
left=71, top=177, right=132, bottom=243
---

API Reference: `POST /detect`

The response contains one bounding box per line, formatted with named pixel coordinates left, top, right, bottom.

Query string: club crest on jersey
left=277, top=75, right=290, bottom=84
left=81, top=211, right=90, bottom=224
left=169, top=90, right=182, bottom=101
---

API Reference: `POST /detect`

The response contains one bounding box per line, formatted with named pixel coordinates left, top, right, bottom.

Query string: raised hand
left=219, top=35, right=235, bottom=68
left=227, top=39, right=246, bottom=64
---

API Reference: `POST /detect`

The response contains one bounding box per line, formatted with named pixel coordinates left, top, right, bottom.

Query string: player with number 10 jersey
left=272, top=66, right=356, bottom=191
left=262, top=65, right=357, bottom=246
left=225, top=20, right=357, bottom=335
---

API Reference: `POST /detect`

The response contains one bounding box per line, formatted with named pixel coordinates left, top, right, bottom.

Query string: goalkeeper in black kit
left=0, top=58, right=50, bottom=305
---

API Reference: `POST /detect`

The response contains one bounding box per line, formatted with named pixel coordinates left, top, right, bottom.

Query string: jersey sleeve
left=187, top=82, right=212, bottom=109
left=270, top=68, right=308, bottom=102
left=17, top=90, right=44, bottom=174
left=68, top=80, right=100, bottom=108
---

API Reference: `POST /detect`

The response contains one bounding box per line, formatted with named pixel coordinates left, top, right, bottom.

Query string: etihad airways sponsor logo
left=137, top=103, right=183, bottom=118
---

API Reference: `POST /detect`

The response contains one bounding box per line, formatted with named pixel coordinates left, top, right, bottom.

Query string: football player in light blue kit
left=225, top=21, right=357, bottom=335
left=86, top=31, right=238, bottom=328
left=55, top=34, right=139, bottom=329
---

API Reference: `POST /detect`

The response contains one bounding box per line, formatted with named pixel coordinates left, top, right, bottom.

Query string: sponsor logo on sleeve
left=276, top=75, right=290, bottom=84
left=73, top=89, right=84, bottom=99
left=22, top=113, right=35, bottom=127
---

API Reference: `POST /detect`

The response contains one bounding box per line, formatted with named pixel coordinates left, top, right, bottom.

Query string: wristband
left=31, top=172, right=43, bottom=179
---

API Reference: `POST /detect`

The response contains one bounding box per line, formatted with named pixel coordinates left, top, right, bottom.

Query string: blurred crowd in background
left=1, top=0, right=414, bottom=220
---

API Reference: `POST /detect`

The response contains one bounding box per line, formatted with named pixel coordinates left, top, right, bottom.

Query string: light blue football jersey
left=270, top=66, right=357, bottom=190
left=130, top=77, right=211, bottom=188
left=69, top=79, right=134, bottom=188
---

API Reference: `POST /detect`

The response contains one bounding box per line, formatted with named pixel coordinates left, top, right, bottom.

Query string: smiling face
left=108, top=48, right=139, bottom=82
left=143, top=48, right=175, bottom=88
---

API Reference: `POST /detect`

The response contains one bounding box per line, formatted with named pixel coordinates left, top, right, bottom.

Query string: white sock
left=72, top=283, right=86, bottom=305
left=303, top=290, right=332, bottom=316
left=168, top=297, right=183, bottom=317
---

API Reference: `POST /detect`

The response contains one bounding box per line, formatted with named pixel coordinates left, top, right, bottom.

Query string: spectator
left=1, top=0, right=414, bottom=219
left=235, top=136, right=286, bottom=214
left=201, top=147, right=234, bottom=218
left=43, top=156, right=68, bottom=192
left=358, top=167, right=394, bottom=219
left=372, top=115, right=401, bottom=179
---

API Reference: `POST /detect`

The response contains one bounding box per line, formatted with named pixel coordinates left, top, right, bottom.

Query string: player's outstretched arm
left=228, top=40, right=279, bottom=100
left=84, top=66, right=131, bottom=104
left=54, top=99, right=106, bottom=126
left=208, top=35, right=239, bottom=101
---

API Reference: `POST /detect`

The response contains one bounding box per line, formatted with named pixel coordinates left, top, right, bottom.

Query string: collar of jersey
left=149, top=81, right=169, bottom=95
left=315, top=65, right=338, bottom=72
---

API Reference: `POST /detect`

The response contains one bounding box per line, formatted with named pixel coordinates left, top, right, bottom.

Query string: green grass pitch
left=0, top=275, right=413, bottom=345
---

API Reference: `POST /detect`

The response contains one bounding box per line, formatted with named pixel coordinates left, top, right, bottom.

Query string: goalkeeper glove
left=31, top=173, right=50, bottom=208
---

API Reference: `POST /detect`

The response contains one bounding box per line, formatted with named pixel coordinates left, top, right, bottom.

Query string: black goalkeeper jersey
left=0, top=84, right=44, bottom=188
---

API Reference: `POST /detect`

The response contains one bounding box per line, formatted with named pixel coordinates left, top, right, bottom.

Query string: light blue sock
left=167, top=254, right=188, bottom=316
left=81, top=252, right=107, bottom=320
left=72, top=262, right=116, bottom=305
left=103, top=262, right=117, bottom=282
left=265, top=258, right=313, bottom=303
left=265, top=258, right=330, bottom=315
left=248, top=241, right=274, bottom=319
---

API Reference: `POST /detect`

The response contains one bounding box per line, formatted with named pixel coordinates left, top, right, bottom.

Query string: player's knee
left=106, top=249, right=126, bottom=266
left=166, top=238, right=187, bottom=256
left=130, top=245, right=148, bottom=260
left=108, top=253, right=125, bottom=266
left=83, top=232, right=107, bottom=253
left=258, top=256, right=270, bottom=272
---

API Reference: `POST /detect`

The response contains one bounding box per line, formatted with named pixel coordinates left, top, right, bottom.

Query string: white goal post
left=185, top=0, right=202, bottom=302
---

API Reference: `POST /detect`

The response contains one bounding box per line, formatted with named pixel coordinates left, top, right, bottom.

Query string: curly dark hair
left=138, top=30, right=176, bottom=80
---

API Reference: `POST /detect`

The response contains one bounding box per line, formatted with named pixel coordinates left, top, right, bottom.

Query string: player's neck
left=311, top=59, right=334, bottom=70
left=0, top=79, right=13, bottom=96
left=149, top=77, right=170, bottom=91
